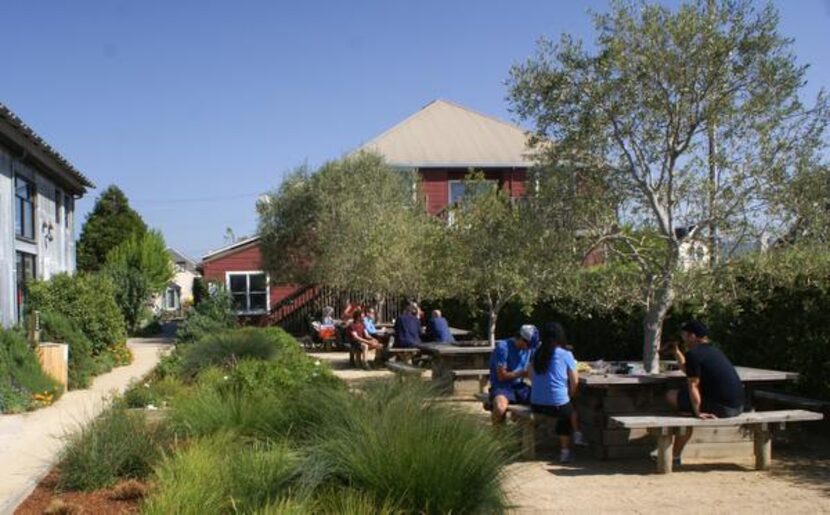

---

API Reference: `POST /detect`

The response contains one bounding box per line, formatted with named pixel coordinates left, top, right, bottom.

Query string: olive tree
left=509, top=0, right=828, bottom=372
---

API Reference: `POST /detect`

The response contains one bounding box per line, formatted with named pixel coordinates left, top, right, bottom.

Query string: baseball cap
left=519, top=324, right=538, bottom=343
left=681, top=320, right=709, bottom=338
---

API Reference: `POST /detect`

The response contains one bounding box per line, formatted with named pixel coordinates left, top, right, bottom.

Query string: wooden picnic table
left=417, top=341, right=492, bottom=393
left=573, top=363, right=800, bottom=461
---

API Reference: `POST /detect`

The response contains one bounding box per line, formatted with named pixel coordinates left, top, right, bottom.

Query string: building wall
left=201, top=243, right=301, bottom=310
left=0, top=143, right=77, bottom=327
left=419, top=167, right=528, bottom=215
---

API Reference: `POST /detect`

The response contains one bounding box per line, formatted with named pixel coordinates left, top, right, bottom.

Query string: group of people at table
left=320, top=304, right=745, bottom=466
left=488, top=319, right=746, bottom=465
left=316, top=300, right=456, bottom=368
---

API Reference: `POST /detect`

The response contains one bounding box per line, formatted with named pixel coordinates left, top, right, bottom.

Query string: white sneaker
left=559, top=449, right=573, bottom=463
left=573, top=430, right=588, bottom=446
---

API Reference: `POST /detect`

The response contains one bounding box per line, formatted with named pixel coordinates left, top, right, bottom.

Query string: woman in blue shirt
left=530, top=322, right=579, bottom=462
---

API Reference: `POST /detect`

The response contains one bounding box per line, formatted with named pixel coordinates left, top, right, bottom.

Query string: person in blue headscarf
left=488, top=324, right=538, bottom=425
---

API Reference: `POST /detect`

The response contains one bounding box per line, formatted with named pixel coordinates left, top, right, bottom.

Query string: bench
left=387, top=347, right=421, bottom=364
left=450, top=369, right=489, bottom=394
left=610, top=410, right=824, bottom=474
left=472, top=393, right=540, bottom=459
left=386, top=361, right=426, bottom=380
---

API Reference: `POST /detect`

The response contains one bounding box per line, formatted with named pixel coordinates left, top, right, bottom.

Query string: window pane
left=249, top=293, right=267, bottom=312
left=232, top=293, right=248, bottom=311
left=65, top=195, right=71, bottom=228
left=229, top=274, right=247, bottom=294
left=449, top=182, right=465, bottom=204
left=23, top=203, right=34, bottom=239
left=249, top=273, right=267, bottom=292
left=15, top=200, right=23, bottom=236
left=55, top=189, right=62, bottom=224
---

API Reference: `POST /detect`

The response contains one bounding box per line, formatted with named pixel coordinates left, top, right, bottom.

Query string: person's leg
left=666, top=388, right=692, bottom=463
left=673, top=427, right=693, bottom=458
left=556, top=405, right=574, bottom=462
left=571, top=410, right=587, bottom=446
left=491, top=394, right=510, bottom=425
left=666, top=389, right=680, bottom=409
left=360, top=342, right=370, bottom=369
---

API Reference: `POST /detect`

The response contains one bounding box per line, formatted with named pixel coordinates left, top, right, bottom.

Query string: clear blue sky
left=2, top=0, right=828, bottom=259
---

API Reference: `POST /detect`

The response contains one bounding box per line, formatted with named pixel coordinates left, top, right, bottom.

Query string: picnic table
left=573, top=363, right=802, bottom=460
left=417, top=341, right=491, bottom=394
left=374, top=322, right=473, bottom=340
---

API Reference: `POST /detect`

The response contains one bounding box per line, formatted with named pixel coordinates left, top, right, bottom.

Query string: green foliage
left=258, top=152, right=439, bottom=299
left=300, top=381, right=510, bottom=514
left=27, top=273, right=127, bottom=355
left=508, top=0, right=829, bottom=370
left=0, top=329, right=61, bottom=413
left=178, top=328, right=292, bottom=379
left=191, top=276, right=209, bottom=305
left=122, top=375, right=186, bottom=409
left=105, top=265, right=151, bottom=335
left=58, top=408, right=170, bottom=491
left=143, top=433, right=298, bottom=515
left=77, top=185, right=148, bottom=272
left=106, top=229, right=173, bottom=294
left=39, top=311, right=95, bottom=389
left=175, top=290, right=236, bottom=344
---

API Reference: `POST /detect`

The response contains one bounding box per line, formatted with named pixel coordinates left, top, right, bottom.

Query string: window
left=64, top=194, right=72, bottom=228
left=448, top=180, right=497, bottom=205
left=15, top=252, right=37, bottom=323
left=55, top=188, right=62, bottom=225
left=163, top=286, right=180, bottom=311
left=14, top=175, right=35, bottom=239
left=227, top=272, right=269, bottom=313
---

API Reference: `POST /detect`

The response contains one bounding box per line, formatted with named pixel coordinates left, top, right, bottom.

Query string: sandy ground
left=321, top=350, right=830, bottom=514
left=0, top=338, right=172, bottom=515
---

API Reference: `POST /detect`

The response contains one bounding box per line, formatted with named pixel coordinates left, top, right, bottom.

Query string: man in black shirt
left=665, top=320, right=744, bottom=464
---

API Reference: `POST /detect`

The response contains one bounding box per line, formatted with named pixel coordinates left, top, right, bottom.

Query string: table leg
left=651, top=428, right=673, bottom=474
left=754, top=424, right=771, bottom=470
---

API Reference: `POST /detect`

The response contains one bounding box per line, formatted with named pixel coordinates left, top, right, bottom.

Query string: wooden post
left=754, top=424, right=771, bottom=470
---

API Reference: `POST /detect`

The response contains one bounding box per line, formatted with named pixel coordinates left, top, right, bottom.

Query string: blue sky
left=2, top=0, right=828, bottom=259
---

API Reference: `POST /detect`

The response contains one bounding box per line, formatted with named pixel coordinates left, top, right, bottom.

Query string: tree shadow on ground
left=769, top=430, right=830, bottom=497
left=540, top=455, right=748, bottom=477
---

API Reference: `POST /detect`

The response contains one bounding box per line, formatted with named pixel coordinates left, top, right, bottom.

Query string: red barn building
left=201, top=99, right=534, bottom=318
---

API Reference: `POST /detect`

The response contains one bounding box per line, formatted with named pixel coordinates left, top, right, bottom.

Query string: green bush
left=175, top=290, right=236, bottom=344
left=39, top=311, right=96, bottom=389
left=105, top=265, right=151, bottom=335
left=301, top=381, right=510, bottom=514
left=58, top=407, right=170, bottom=491
left=122, top=375, right=186, bottom=409
left=143, top=433, right=298, bottom=515
left=27, top=273, right=127, bottom=355
left=178, top=327, right=296, bottom=379
left=0, top=329, right=61, bottom=413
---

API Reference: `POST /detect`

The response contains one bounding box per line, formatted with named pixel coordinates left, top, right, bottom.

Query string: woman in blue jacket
left=530, top=322, right=579, bottom=463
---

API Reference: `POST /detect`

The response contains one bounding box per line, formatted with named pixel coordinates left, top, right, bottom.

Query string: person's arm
left=686, top=377, right=715, bottom=418
left=567, top=352, right=579, bottom=399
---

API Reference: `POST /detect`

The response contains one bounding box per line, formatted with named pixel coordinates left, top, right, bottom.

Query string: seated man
left=393, top=303, right=422, bottom=348
left=664, top=320, right=744, bottom=465
left=349, top=309, right=384, bottom=369
left=425, top=309, right=455, bottom=343
left=488, top=324, right=537, bottom=425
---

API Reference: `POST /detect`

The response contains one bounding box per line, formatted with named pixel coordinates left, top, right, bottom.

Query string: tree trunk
left=643, top=255, right=677, bottom=374
left=488, top=308, right=498, bottom=347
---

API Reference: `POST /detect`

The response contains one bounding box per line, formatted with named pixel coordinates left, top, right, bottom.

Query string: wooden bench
left=610, top=410, right=824, bottom=474
left=387, top=347, right=421, bottom=364
left=450, top=369, right=489, bottom=394
left=386, top=361, right=426, bottom=380
left=472, top=393, right=540, bottom=459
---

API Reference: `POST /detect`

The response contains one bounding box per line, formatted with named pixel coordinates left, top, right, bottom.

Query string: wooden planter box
left=36, top=343, right=69, bottom=392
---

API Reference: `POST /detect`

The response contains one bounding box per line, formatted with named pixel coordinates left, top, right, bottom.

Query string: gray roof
left=167, top=248, right=198, bottom=272
left=356, top=99, right=534, bottom=169
left=0, top=102, right=95, bottom=194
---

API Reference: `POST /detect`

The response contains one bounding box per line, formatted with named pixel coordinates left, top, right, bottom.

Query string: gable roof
left=201, top=235, right=261, bottom=263
left=0, top=102, right=95, bottom=195
left=356, top=99, right=534, bottom=169
left=167, top=248, right=198, bottom=272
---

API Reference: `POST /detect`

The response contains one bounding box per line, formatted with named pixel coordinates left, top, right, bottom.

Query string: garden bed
left=15, top=470, right=143, bottom=514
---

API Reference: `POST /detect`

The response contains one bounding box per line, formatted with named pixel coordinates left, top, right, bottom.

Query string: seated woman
left=530, top=322, right=579, bottom=463
left=349, top=309, right=384, bottom=370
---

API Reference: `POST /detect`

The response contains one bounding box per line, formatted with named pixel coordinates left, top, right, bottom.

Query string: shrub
left=0, top=329, right=61, bottom=413
left=39, top=311, right=96, bottom=389
left=122, top=375, right=186, bottom=409
left=105, top=265, right=152, bottom=335
left=27, top=273, right=127, bottom=355
left=175, top=290, right=236, bottom=345
left=302, top=381, right=510, bottom=514
left=58, top=407, right=169, bottom=491
left=178, top=328, right=289, bottom=379
left=143, top=433, right=298, bottom=515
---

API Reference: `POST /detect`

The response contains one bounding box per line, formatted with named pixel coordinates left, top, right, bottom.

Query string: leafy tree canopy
left=77, top=185, right=147, bottom=272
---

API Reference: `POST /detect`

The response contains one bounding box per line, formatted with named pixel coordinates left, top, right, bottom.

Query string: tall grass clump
left=303, top=381, right=511, bottom=514
left=58, top=407, right=169, bottom=491
left=0, top=329, right=61, bottom=413
left=178, top=328, right=283, bottom=379
left=143, top=432, right=298, bottom=515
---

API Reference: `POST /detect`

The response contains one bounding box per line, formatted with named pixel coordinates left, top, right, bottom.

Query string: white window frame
left=447, top=179, right=498, bottom=205
left=225, top=270, right=270, bottom=314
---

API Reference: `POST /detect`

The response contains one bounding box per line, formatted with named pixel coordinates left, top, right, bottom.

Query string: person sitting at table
left=425, top=309, right=455, bottom=344
left=488, top=324, right=536, bottom=425
left=341, top=299, right=360, bottom=323
left=394, top=303, right=422, bottom=348
left=321, top=306, right=336, bottom=327
left=663, top=320, right=744, bottom=466
left=529, top=322, right=579, bottom=463
left=349, top=309, right=384, bottom=369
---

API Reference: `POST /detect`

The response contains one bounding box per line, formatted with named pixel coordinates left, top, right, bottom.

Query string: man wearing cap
left=664, top=320, right=744, bottom=464
left=488, top=325, right=538, bottom=425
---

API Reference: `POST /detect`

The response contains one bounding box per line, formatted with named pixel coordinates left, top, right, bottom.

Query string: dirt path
left=0, top=338, right=172, bottom=514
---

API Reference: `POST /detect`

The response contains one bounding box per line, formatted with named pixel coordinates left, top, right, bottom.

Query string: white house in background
left=153, top=248, right=199, bottom=315
left=0, top=103, right=94, bottom=327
